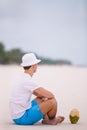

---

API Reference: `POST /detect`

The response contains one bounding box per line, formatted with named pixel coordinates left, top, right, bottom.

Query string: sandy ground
left=0, top=65, right=87, bottom=130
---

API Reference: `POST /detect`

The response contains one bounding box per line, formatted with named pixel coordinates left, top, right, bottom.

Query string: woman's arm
left=33, top=87, right=55, bottom=99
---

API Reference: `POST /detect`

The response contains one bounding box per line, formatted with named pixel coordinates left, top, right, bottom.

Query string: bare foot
left=57, top=116, right=65, bottom=123
left=42, top=116, right=65, bottom=125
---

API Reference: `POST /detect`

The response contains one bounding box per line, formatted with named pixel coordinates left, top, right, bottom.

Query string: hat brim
left=21, top=59, right=41, bottom=67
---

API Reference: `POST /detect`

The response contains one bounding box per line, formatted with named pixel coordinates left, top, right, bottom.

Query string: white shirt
left=9, top=73, right=39, bottom=119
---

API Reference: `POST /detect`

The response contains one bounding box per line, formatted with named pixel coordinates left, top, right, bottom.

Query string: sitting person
left=9, top=53, right=65, bottom=125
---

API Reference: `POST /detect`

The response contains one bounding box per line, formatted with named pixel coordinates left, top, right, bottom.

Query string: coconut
left=69, top=108, right=80, bottom=124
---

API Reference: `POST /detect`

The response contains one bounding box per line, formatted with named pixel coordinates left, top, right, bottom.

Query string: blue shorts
left=13, top=100, right=44, bottom=125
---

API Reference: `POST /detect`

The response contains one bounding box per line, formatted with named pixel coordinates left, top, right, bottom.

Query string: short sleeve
left=22, top=74, right=39, bottom=92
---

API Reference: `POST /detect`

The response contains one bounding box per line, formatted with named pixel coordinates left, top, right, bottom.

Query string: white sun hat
left=21, top=53, right=41, bottom=67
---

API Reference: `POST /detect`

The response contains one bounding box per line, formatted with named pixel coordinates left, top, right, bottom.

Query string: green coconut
left=69, top=108, right=80, bottom=124
left=69, top=115, right=79, bottom=124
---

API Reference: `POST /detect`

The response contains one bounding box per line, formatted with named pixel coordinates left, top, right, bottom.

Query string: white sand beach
left=0, top=65, right=87, bottom=130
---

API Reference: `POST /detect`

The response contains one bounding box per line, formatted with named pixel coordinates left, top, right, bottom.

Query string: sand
left=0, top=65, right=87, bottom=130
